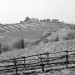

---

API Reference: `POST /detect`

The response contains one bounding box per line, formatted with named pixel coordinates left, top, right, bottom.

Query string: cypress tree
left=21, top=37, right=24, bottom=49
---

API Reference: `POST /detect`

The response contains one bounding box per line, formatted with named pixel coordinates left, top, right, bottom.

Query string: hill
left=0, top=18, right=75, bottom=75
left=0, top=39, right=75, bottom=60
left=0, top=17, right=75, bottom=56
left=0, top=17, right=74, bottom=45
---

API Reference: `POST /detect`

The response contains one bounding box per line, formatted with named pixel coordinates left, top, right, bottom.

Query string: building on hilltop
left=29, top=18, right=39, bottom=22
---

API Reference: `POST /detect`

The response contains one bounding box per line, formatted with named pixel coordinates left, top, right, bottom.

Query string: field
left=0, top=29, right=52, bottom=45
left=0, top=19, right=75, bottom=75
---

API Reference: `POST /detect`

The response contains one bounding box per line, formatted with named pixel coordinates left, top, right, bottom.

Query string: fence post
left=46, top=52, right=49, bottom=65
left=24, top=56, right=26, bottom=68
left=14, top=58, right=18, bottom=75
left=65, top=50, right=69, bottom=69
left=40, top=58, right=45, bottom=72
left=39, top=54, right=45, bottom=72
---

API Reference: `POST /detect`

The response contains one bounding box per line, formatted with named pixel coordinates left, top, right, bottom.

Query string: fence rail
left=0, top=50, right=75, bottom=75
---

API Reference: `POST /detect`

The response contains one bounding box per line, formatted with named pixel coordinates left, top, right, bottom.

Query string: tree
left=13, top=37, right=25, bottom=49
left=63, top=32, right=75, bottom=40
left=21, top=37, right=25, bottom=49
left=51, top=36, right=59, bottom=42
left=1, top=45, right=10, bottom=52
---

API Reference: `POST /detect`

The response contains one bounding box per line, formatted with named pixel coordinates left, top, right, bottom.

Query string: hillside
left=0, top=19, right=65, bottom=33
left=0, top=17, right=75, bottom=56
left=0, top=17, right=74, bottom=45
left=0, top=39, right=75, bottom=60
left=0, top=17, right=74, bottom=35
left=0, top=18, right=75, bottom=75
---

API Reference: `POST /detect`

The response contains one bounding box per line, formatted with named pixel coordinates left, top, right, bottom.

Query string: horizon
left=0, top=0, right=75, bottom=24
left=0, top=17, right=74, bottom=25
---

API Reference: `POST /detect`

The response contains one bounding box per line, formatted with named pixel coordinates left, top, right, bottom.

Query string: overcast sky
left=0, top=0, right=75, bottom=24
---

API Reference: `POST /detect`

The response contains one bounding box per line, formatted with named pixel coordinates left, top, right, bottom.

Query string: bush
left=1, top=45, right=10, bottom=52
left=53, top=36, right=59, bottom=42
left=13, top=38, right=30, bottom=49
left=13, top=38, right=25, bottom=49
left=63, top=32, right=75, bottom=40
left=51, top=36, right=59, bottom=42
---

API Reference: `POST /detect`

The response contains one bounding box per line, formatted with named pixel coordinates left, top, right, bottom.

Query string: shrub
left=13, top=38, right=25, bottom=49
left=51, top=36, right=59, bottom=42
left=13, top=38, right=30, bottom=49
left=63, top=32, right=75, bottom=40
left=1, top=45, right=10, bottom=52
left=53, top=36, right=59, bottom=42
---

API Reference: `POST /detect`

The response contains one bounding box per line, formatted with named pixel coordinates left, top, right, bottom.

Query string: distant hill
left=0, top=18, right=66, bottom=44
left=0, top=17, right=68, bottom=34
left=0, top=17, right=75, bottom=54
left=0, top=17, right=75, bottom=75
left=47, top=28, right=75, bottom=40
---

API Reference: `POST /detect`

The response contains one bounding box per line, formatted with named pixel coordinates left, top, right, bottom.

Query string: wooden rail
left=0, top=50, right=75, bottom=75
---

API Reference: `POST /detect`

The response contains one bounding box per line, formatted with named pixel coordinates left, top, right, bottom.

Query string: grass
left=0, top=29, right=52, bottom=45
left=0, top=22, right=75, bottom=75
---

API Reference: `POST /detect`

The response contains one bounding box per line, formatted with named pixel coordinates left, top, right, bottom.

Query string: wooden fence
left=0, top=50, right=75, bottom=75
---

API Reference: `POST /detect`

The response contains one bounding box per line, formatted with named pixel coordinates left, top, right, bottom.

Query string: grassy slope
left=0, top=29, right=51, bottom=45
left=0, top=28, right=75, bottom=60
left=0, top=28, right=75, bottom=75
left=0, top=22, right=75, bottom=59
left=0, top=20, right=66, bottom=45
left=0, top=39, right=75, bottom=60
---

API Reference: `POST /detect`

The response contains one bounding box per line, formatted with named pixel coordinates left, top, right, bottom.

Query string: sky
left=0, top=0, right=75, bottom=24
